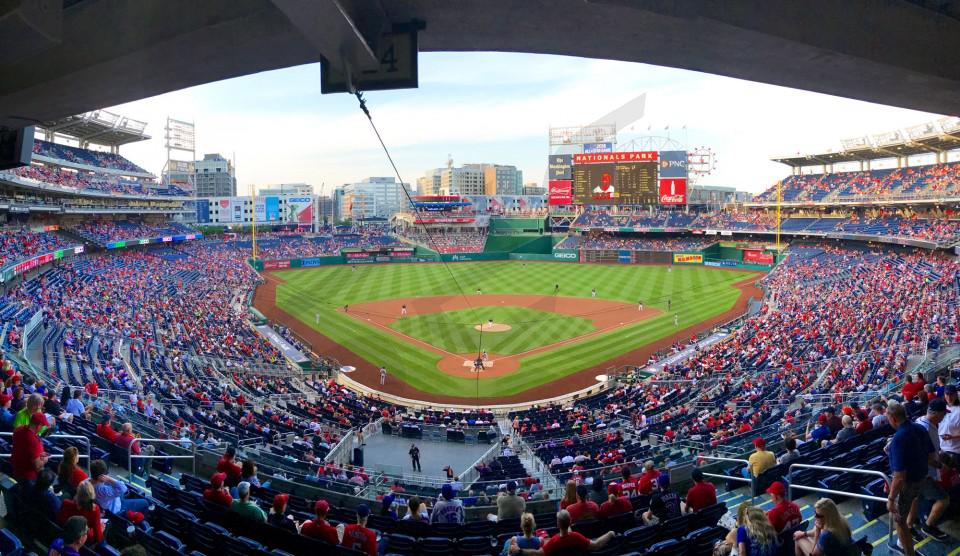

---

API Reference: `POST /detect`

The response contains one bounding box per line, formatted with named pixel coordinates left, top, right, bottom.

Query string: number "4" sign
left=322, top=28, right=419, bottom=94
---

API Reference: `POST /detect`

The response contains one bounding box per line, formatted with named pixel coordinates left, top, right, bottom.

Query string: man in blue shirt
left=886, top=401, right=934, bottom=556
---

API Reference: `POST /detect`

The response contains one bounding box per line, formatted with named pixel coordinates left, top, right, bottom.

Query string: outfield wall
left=246, top=240, right=778, bottom=270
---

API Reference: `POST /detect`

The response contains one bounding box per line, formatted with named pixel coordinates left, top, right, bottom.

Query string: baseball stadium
left=1, top=3, right=960, bottom=556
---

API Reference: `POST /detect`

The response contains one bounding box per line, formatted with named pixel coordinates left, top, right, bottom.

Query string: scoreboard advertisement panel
left=572, top=151, right=659, bottom=205
left=571, top=150, right=691, bottom=206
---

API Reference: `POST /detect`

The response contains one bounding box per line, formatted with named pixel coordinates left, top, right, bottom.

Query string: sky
left=107, top=52, right=945, bottom=195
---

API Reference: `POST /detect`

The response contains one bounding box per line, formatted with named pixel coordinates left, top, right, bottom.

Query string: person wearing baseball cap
left=268, top=493, right=297, bottom=533
left=765, top=481, right=801, bottom=533
left=0, top=392, right=14, bottom=431
left=11, top=412, right=49, bottom=484
left=941, top=384, right=960, bottom=457
left=229, top=481, right=266, bottom=523
left=744, top=437, right=776, bottom=479
left=341, top=504, right=376, bottom=556
left=911, top=397, right=951, bottom=541
left=203, top=472, right=232, bottom=507
left=497, top=480, right=525, bottom=521
left=430, top=483, right=465, bottom=524
left=599, top=482, right=632, bottom=518
left=642, top=473, right=681, bottom=525
left=301, top=499, right=339, bottom=545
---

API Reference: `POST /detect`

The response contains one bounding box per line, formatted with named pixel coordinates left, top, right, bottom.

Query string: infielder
left=401, top=304, right=407, bottom=316
left=591, top=288, right=597, bottom=298
left=379, top=366, right=387, bottom=385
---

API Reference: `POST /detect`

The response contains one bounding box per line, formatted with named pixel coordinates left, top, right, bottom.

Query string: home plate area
left=462, top=358, right=494, bottom=371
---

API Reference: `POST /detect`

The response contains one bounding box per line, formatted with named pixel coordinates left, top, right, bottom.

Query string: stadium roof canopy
left=772, top=117, right=960, bottom=167
left=39, top=110, right=151, bottom=147
left=2, top=1, right=960, bottom=130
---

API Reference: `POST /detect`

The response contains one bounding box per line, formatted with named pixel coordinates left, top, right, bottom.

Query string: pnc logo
left=554, top=252, right=578, bottom=259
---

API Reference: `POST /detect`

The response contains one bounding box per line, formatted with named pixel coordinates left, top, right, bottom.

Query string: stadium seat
left=458, top=535, right=495, bottom=555
left=685, top=526, right=727, bottom=556
left=385, top=533, right=417, bottom=555
left=693, top=502, right=727, bottom=529
left=419, top=536, right=456, bottom=555
left=646, top=538, right=689, bottom=556
left=656, top=514, right=692, bottom=541
left=0, top=528, right=23, bottom=556
left=623, top=526, right=658, bottom=552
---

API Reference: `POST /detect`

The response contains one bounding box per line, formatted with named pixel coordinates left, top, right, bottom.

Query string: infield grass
left=390, top=306, right=596, bottom=355
left=272, top=261, right=760, bottom=397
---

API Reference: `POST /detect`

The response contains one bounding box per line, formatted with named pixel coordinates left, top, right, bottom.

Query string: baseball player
left=379, top=366, right=387, bottom=385
left=401, top=304, right=407, bottom=316
left=591, top=288, right=597, bottom=298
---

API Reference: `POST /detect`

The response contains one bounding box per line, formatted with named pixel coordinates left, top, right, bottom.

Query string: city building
left=424, top=163, right=522, bottom=196
left=193, top=153, right=236, bottom=197
left=334, top=177, right=412, bottom=221
left=196, top=192, right=315, bottom=227
left=417, top=169, right=442, bottom=196
left=483, top=164, right=523, bottom=195
left=523, top=183, right=546, bottom=196
left=259, top=182, right=313, bottom=196
left=316, top=195, right=335, bottom=225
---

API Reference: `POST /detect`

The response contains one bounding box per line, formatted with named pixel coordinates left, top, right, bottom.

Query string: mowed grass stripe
left=272, top=262, right=758, bottom=397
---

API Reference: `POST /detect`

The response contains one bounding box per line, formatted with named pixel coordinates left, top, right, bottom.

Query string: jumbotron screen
left=572, top=151, right=659, bottom=205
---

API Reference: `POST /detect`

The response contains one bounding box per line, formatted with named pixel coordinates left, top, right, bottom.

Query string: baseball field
left=255, top=261, right=762, bottom=403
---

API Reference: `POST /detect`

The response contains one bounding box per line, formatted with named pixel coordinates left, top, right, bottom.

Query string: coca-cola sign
left=658, top=178, right=687, bottom=205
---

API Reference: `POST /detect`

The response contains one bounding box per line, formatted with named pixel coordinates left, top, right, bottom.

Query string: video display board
left=572, top=160, right=658, bottom=205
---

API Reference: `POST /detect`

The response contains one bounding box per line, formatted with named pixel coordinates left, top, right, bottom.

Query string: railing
left=787, top=463, right=892, bottom=548
left=459, top=440, right=503, bottom=489
left=0, top=432, right=92, bottom=472
left=697, top=455, right=754, bottom=496
left=128, top=438, right=198, bottom=479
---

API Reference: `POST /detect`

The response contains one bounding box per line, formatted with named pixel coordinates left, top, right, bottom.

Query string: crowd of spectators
left=556, top=233, right=714, bottom=252
left=754, top=161, right=960, bottom=203
left=33, top=140, right=149, bottom=174
left=71, top=219, right=196, bottom=244
left=6, top=164, right=182, bottom=197
left=0, top=227, right=73, bottom=267
left=400, top=230, right=487, bottom=253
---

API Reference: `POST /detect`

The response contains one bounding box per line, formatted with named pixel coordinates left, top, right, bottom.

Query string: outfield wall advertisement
left=673, top=253, right=703, bottom=264
left=742, top=249, right=774, bottom=264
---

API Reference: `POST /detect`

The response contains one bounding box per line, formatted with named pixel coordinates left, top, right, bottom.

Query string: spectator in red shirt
left=509, top=509, right=615, bottom=555
left=12, top=412, right=49, bottom=484
left=57, top=480, right=104, bottom=544
left=566, top=484, right=600, bottom=523
left=636, top=460, right=661, bottom=496
left=618, top=466, right=637, bottom=494
left=302, top=499, right=339, bottom=545
left=341, top=503, right=377, bottom=556
left=902, top=375, right=922, bottom=403
left=599, top=483, right=632, bottom=518
left=217, top=446, right=242, bottom=487
left=96, top=414, right=120, bottom=444
left=765, top=481, right=802, bottom=533
left=854, top=410, right=873, bottom=435
left=56, top=446, right=88, bottom=499
left=684, top=469, right=718, bottom=513
left=203, top=472, right=233, bottom=507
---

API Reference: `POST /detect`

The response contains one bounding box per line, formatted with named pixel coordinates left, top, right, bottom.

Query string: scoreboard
left=570, top=150, right=687, bottom=206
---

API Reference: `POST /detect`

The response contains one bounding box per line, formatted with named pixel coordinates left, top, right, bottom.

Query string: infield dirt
left=253, top=271, right=762, bottom=405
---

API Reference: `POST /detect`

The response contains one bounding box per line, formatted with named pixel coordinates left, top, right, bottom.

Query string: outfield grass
left=272, top=262, right=759, bottom=397
left=389, top=306, right=596, bottom=355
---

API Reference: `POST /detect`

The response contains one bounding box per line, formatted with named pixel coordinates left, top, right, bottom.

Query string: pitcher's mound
left=474, top=323, right=512, bottom=332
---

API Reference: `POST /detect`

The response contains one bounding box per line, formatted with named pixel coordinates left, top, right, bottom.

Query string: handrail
left=697, top=455, right=754, bottom=495
left=787, top=463, right=892, bottom=549
left=0, top=431, right=92, bottom=472
left=128, top=438, right=198, bottom=478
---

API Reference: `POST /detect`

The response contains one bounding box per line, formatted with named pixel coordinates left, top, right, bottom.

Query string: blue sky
left=111, top=52, right=943, bottom=195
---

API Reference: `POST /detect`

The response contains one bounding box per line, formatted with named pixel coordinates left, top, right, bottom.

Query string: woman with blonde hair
left=794, top=498, right=857, bottom=556
left=57, top=480, right=104, bottom=544
left=716, top=500, right=754, bottom=556
left=559, top=480, right=577, bottom=510
left=738, top=506, right=779, bottom=556
left=57, top=446, right=88, bottom=499
left=502, top=512, right=541, bottom=556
